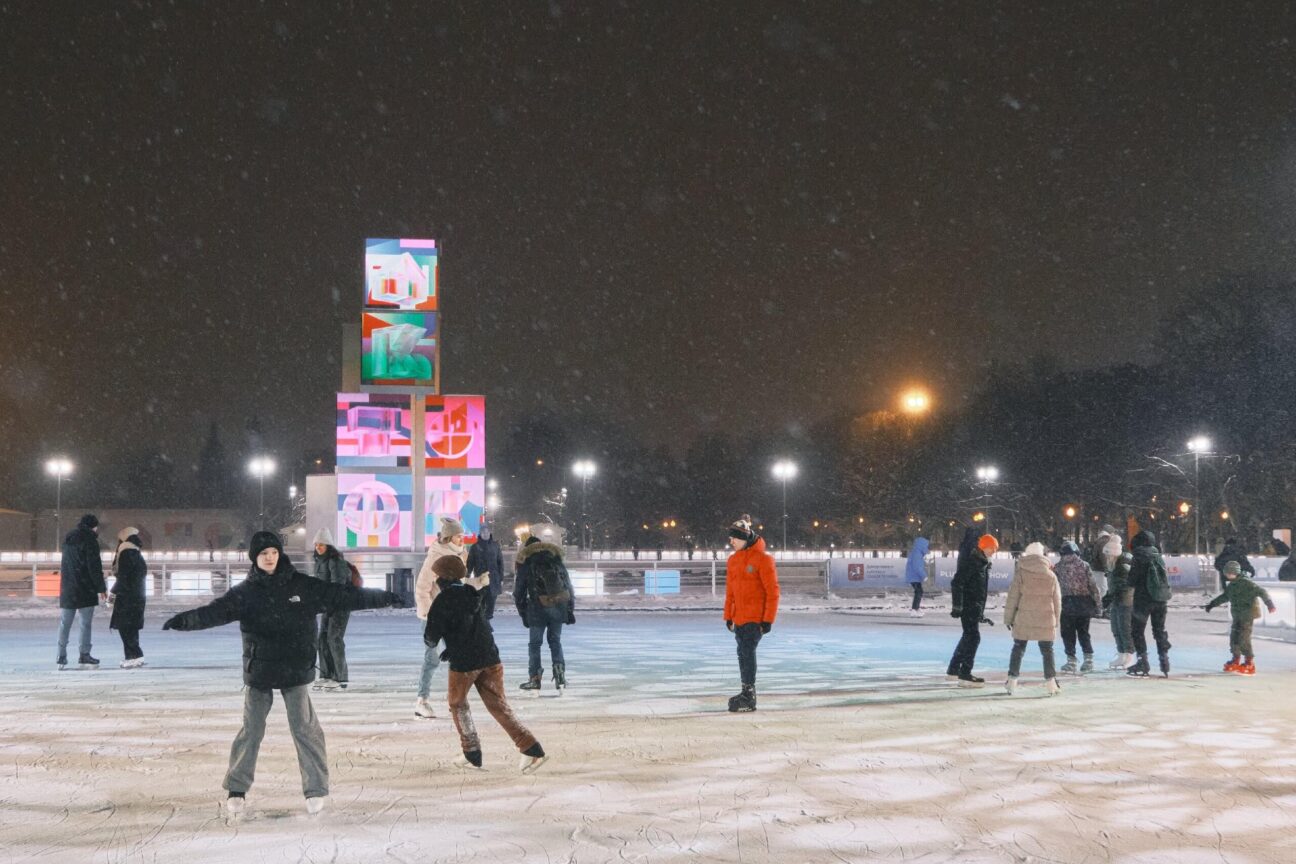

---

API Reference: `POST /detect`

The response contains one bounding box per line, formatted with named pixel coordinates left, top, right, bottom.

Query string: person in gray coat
left=311, top=528, right=353, bottom=690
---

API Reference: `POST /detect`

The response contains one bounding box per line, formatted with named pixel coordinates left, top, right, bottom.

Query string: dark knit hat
left=431, top=554, right=467, bottom=582
left=248, top=530, right=284, bottom=561
left=77, top=513, right=99, bottom=530
left=728, top=515, right=756, bottom=543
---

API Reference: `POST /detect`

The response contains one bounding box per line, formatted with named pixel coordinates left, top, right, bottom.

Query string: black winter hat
left=728, top=515, right=756, bottom=544
left=77, top=514, right=99, bottom=530
left=248, top=530, right=284, bottom=561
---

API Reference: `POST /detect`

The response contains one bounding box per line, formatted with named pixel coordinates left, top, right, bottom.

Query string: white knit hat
left=312, top=527, right=334, bottom=546
left=117, top=526, right=140, bottom=543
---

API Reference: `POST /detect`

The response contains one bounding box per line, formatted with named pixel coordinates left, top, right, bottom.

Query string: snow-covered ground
left=2, top=604, right=1295, bottom=863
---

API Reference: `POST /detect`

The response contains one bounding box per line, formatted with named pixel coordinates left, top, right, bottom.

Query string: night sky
left=3, top=2, right=1296, bottom=503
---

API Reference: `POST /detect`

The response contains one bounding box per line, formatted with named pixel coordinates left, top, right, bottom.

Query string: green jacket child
left=1205, top=562, right=1277, bottom=619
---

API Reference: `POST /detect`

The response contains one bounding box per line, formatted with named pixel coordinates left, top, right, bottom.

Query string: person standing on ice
left=425, top=555, right=548, bottom=772
left=56, top=513, right=106, bottom=670
left=310, top=528, right=353, bottom=691
left=414, top=517, right=471, bottom=718
left=1212, top=537, right=1254, bottom=593
left=905, top=536, right=931, bottom=617
left=161, top=530, right=404, bottom=823
left=1204, top=560, right=1276, bottom=675
left=108, top=527, right=148, bottom=668
left=1003, top=542, right=1063, bottom=695
left=946, top=531, right=997, bottom=688
left=513, top=531, right=576, bottom=694
left=466, top=526, right=505, bottom=621
left=1103, top=551, right=1136, bottom=669
left=723, top=515, right=779, bottom=712
left=1054, top=541, right=1103, bottom=674
left=1126, top=530, right=1173, bottom=677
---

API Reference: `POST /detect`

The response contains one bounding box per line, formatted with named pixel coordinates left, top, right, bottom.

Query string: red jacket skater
left=724, top=536, right=780, bottom=626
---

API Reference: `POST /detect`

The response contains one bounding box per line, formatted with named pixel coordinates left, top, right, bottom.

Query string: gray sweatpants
left=223, top=685, right=328, bottom=799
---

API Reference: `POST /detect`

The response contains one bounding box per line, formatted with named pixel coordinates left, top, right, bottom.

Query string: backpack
left=531, top=556, right=570, bottom=607
left=346, top=561, right=363, bottom=588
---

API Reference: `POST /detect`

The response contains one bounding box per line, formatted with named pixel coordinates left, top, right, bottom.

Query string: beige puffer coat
left=1003, top=552, right=1062, bottom=642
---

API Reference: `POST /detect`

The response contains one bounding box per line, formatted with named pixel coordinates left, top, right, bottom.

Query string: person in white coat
left=413, top=517, right=487, bottom=718
left=1003, top=542, right=1063, bottom=696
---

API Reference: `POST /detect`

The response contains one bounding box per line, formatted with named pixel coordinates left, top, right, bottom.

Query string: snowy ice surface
left=2, top=606, right=1295, bottom=863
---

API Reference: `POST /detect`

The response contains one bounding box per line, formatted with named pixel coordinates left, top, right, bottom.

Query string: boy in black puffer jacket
left=163, top=531, right=404, bottom=823
left=425, top=555, right=547, bottom=773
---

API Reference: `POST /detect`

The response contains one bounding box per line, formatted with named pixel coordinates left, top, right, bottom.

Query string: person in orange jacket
left=723, top=515, right=780, bottom=712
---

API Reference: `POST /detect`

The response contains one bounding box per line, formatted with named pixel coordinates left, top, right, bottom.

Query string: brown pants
left=447, top=663, right=537, bottom=754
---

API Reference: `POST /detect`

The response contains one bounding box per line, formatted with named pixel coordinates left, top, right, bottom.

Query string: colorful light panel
left=364, top=238, right=438, bottom=311
left=424, top=475, right=486, bottom=544
left=337, top=473, right=413, bottom=548
left=336, top=393, right=413, bottom=467
left=361, top=311, right=438, bottom=387
left=424, top=395, right=485, bottom=470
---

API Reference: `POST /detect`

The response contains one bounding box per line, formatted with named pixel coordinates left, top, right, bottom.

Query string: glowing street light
left=1186, top=436, right=1212, bottom=556
left=247, top=456, right=276, bottom=529
left=44, top=457, right=73, bottom=550
left=771, top=459, right=798, bottom=551
left=572, top=459, right=597, bottom=552
left=900, top=388, right=932, bottom=416
left=974, top=465, right=999, bottom=533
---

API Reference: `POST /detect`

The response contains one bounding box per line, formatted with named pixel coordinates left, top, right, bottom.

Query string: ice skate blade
left=519, top=755, right=549, bottom=774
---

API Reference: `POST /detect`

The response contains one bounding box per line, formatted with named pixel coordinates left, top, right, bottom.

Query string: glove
left=388, top=592, right=407, bottom=609
left=1268, top=605, right=1277, bottom=613
left=760, top=621, right=772, bottom=634
left=1202, top=604, right=1211, bottom=612
left=725, top=620, right=734, bottom=632
left=949, top=609, right=960, bottom=619
left=980, top=617, right=994, bottom=627
left=162, top=615, right=180, bottom=631
left=439, top=649, right=450, bottom=662
left=566, top=611, right=575, bottom=625
left=521, top=615, right=529, bottom=628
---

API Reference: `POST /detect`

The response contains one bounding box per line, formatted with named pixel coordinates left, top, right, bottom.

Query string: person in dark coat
left=1279, top=548, right=1296, bottom=582
left=466, top=528, right=505, bottom=620
left=310, top=527, right=352, bottom=690
left=946, top=531, right=997, bottom=687
left=424, top=555, right=547, bottom=773
left=1213, top=538, right=1254, bottom=592
left=162, top=530, right=404, bottom=823
left=1127, top=530, right=1173, bottom=677
left=512, top=534, right=575, bottom=694
left=56, top=513, right=106, bottom=670
left=108, top=527, right=148, bottom=668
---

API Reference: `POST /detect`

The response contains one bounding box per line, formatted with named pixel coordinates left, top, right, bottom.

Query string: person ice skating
left=1086, top=525, right=1122, bottom=605
left=1204, top=560, right=1276, bottom=675
left=414, top=517, right=470, bottom=718
left=1103, top=551, right=1136, bottom=669
left=723, top=515, right=779, bottom=712
left=1280, top=546, right=1296, bottom=582
left=424, top=554, right=547, bottom=773
left=56, top=514, right=106, bottom=670
left=1213, top=538, right=1255, bottom=592
left=467, top=527, right=505, bottom=621
left=905, top=536, right=931, bottom=617
left=1055, top=541, right=1102, bottom=674
left=161, top=530, right=403, bottom=823
left=1126, top=530, right=1173, bottom=677
left=108, top=527, right=148, bottom=668
left=946, top=530, right=997, bottom=688
left=1003, top=542, right=1063, bottom=695
left=513, top=532, right=575, bottom=695
left=311, top=528, right=353, bottom=691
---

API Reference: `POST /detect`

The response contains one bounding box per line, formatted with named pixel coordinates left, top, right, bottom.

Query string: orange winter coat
left=724, top=537, right=780, bottom=626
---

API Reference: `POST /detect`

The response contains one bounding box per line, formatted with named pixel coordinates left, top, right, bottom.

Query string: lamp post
left=1187, top=436, right=1211, bottom=557
left=899, top=388, right=931, bottom=416
left=572, top=460, right=597, bottom=552
left=975, top=465, right=999, bottom=534
left=247, top=456, right=276, bottom=529
left=771, top=459, right=798, bottom=551
left=44, top=457, right=73, bottom=550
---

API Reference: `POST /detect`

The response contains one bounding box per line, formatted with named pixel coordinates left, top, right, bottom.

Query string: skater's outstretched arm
left=310, top=580, right=404, bottom=613
left=162, top=588, right=245, bottom=631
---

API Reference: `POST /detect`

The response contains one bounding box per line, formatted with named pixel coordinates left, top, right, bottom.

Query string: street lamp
left=975, top=465, right=999, bottom=533
left=247, top=456, right=276, bottom=529
left=900, top=388, right=932, bottom=416
left=771, top=459, right=798, bottom=551
left=44, top=457, right=73, bottom=550
left=572, top=460, right=597, bottom=552
left=1186, top=436, right=1212, bottom=556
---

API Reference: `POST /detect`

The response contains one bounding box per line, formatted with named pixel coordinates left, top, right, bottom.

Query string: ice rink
left=2, top=603, right=1295, bottom=863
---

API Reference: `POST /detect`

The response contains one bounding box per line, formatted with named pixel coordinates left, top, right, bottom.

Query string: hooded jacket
left=109, top=538, right=147, bottom=632
left=905, top=537, right=930, bottom=585
left=724, top=535, right=780, bottom=626
left=1004, top=551, right=1062, bottom=641
left=513, top=540, right=576, bottom=624
left=467, top=531, right=505, bottom=598
left=416, top=536, right=468, bottom=620
left=163, top=556, right=402, bottom=689
left=1130, top=531, right=1172, bottom=606
left=424, top=579, right=501, bottom=673
left=59, top=523, right=106, bottom=609
left=950, top=547, right=991, bottom=619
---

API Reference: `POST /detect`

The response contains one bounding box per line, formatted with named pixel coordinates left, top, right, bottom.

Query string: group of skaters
left=938, top=524, right=1278, bottom=694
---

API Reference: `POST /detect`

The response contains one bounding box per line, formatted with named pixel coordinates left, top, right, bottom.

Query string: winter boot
left=1059, top=656, right=1078, bottom=675
left=78, top=653, right=99, bottom=669
left=1158, top=653, right=1170, bottom=678
left=553, top=663, right=566, bottom=694
left=1044, top=678, right=1062, bottom=696
left=1004, top=676, right=1018, bottom=695
left=727, top=685, right=757, bottom=712
left=1080, top=654, right=1094, bottom=674
left=1126, top=654, right=1150, bottom=677
left=519, top=742, right=548, bottom=774
left=520, top=675, right=543, bottom=696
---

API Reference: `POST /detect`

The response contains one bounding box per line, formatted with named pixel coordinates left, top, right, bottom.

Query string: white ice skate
left=1044, top=678, right=1061, bottom=696
left=414, top=697, right=436, bottom=719
left=519, top=753, right=549, bottom=774
left=223, top=796, right=246, bottom=825
left=305, top=796, right=328, bottom=817
left=1107, top=654, right=1126, bottom=670
left=1004, top=677, right=1017, bottom=695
